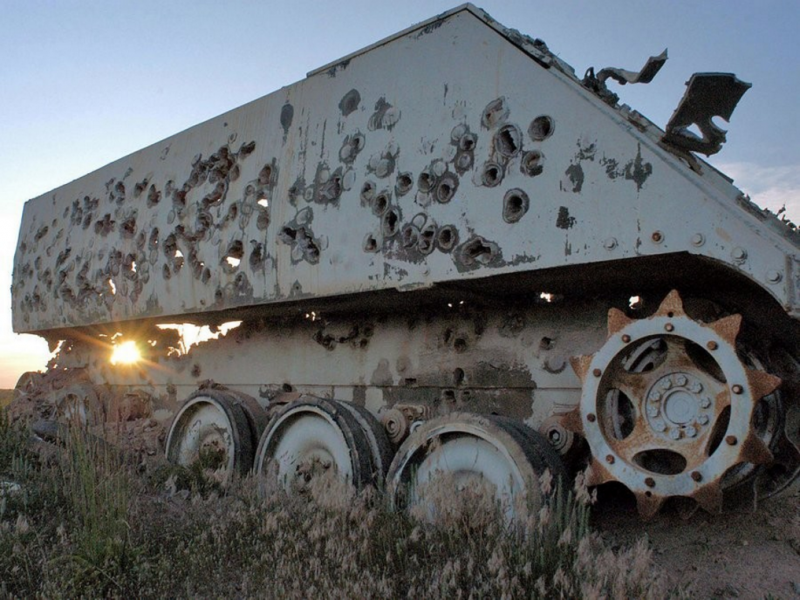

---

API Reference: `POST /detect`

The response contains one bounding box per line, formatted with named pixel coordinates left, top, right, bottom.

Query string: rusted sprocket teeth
left=654, top=289, right=687, bottom=318
left=675, top=497, right=700, bottom=520
left=585, top=457, right=613, bottom=487
left=693, top=481, right=723, bottom=514
left=708, top=314, right=742, bottom=346
left=608, top=307, right=633, bottom=336
left=560, top=407, right=584, bottom=436
left=569, top=355, right=594, bottom=384
left=634, top=491, right=665, bottom=520
left=739, top=432, right=774, bottom=465
left=745, top=368, right=782, bottom=402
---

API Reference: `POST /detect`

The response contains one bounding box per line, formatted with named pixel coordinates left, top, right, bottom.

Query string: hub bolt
left=622, top=334, right=631, bottom=343
left=593, top=368, right=602, bottom=377
left=665, top=323, right=674, bottom=332
left=732, top=384, right=743, bottom=395
left=707, top=341, right=718, bottom=351
left=605, top=454, right=615, bottom=464
left=647, top=406, right=659, bottom=417
left=691, top=471, right=702, bottom=482
left=698, top=414, right=709, bottom=426
left=690, top=382, right=703, bottom=393
left=670, top=429, right=682, bottom=440
left=645, top=477, right=656, bottom=488
left=685, top=425, right=697, bottom=438
left=653, top=420, right=666, bottom=432
left=649, top=391, right=662, bottom=402
left=726, top=435, right=738, bottom=446
left=700, top=397, right=711, bottom=409
left=676, top=375, right=687, bottom=386
left=587, top=413, right=596, bottom=422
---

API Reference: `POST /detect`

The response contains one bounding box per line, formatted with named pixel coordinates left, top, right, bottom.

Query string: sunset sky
left=1, top=0, right=798, bottom=389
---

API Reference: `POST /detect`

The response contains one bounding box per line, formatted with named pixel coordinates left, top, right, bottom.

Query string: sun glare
left=110, top=340, right=142, bottom=365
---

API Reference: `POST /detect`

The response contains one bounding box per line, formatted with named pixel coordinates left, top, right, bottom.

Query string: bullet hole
left=459, top=236, right=500, bottom=267
left=280, top=103, right=294, bottom=135
left=282, top=383, right=294, bottom=393
left=94, top=214, right=115, bottom=236
left=147, top=184, right=161, bottom=207
left=191, top=364, right=202, bottom=378
left=417, top=169, right=435, bottom=193
left=481, top=162, right=504, bottom=187
left=459, top=133, right=477, bottom=152
left=55, top=247, right=71, bottom=268
left=372, top=192, right=390, bottom=216
left=521, top=150, right=545, bottom=177
left=418, top=224, right=437, bottom=255
left=195, top=210, right=213, bottom=235
left=256, top=208, right=270, bottom=230
left=401, top=224, right=419, bottom=248
left=172, top=188, right=187, bottom=207
left=503, top=189, right=530, bottom=223
left=259, top=164, right=275, bottom=186
left=249, top=242, right=265, bottom=269
left=495, top=124, right=522, bottom=158
left=134, top=180, right=148, bottom=197
left=361, top=180, right=376, bottom=205
left=70, top=201, right=83, bottom=226
left=395, top=172, right=413, bottom=196
left=122, top=253, right=138, bottom=280
left=238, top=140, right=256, bottom=159
left=223, top=240, right=244, bottom=271
left=201, top=267, right=211, bottom=283
left=382, top=208, right=400, bottom=237
left=368, top=97, right=401, bottom=131
left=34, top=225, right=49, bottom=241
left=363, top=233, right=379, bottom=253
left=435, top=173, right=458, bottom=203
left=540, top=337, right=554, bottom=350
left=529, top=115, right=554, bottom=141
left=453, top=368, right=465, bottom=385
left=339, top=88, right=361, bottom=116
left=229, top=164, right=240, bottom=182
left=366, top=143, right=399, bottom=179
left=481, top=97, right=509, bottom=129
left=280, top=226, right=321, bottom=264
left=315, top=166, right=343, bottom=203
left=113, top=181, right=126, bottom=204
left=120, top=215, right=137, bottom=239
left=202, top=182, right=227, bottom=208
left=162, top=264, right=171, bottom=280
left=454, top=338, right=467, bottom=353
left=338, top=133, right=365, bottom=163
left=436, top=225, right=458, bottom=251
left=226, top=202, right=239, bottom=222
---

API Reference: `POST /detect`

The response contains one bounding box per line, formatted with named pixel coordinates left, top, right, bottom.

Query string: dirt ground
left=593, top=487, right=800, bottom=599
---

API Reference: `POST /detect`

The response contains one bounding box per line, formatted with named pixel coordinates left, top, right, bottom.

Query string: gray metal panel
left=12, top=7, right=798, bottom=333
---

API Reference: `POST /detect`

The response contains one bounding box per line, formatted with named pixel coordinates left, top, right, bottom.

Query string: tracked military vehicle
left=11, top=4, right=799, bottom=518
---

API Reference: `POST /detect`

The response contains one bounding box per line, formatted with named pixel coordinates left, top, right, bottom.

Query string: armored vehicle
left=12, top=4, right=799, bottom=518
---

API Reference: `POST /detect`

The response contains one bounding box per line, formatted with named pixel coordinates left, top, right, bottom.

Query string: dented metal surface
left=9, top=4, right=800, bottom=518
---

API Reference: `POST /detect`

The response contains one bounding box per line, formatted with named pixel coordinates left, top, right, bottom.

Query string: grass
left=0, top=414, right=669, bottom=599
left=0, top=390, right=13, bottom=409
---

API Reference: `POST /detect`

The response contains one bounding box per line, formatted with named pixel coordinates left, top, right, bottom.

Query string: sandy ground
left=594, top=488, right=800, bottom=599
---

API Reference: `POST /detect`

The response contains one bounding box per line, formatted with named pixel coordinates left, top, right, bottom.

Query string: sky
left=1, top=0, right=798, bottom=389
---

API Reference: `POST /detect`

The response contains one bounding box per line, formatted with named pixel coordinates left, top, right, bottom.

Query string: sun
left=110, top=341, right=142, bottom=365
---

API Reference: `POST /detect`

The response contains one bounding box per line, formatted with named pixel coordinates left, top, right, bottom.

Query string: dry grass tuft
left=0, top=415, right=669, bottom=598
